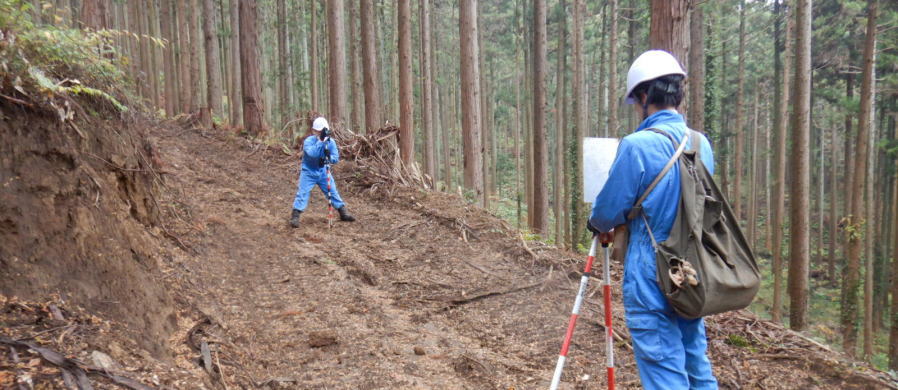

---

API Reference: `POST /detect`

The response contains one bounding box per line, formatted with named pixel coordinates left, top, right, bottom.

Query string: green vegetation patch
left=0, top=0, right=131, bottom=113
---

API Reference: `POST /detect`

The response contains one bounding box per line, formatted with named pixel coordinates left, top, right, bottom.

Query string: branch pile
left=333, top=125, right=431, bottom=191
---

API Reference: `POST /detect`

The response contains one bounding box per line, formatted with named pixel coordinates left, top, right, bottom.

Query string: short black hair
left=630, top=74, right=685, bottom=108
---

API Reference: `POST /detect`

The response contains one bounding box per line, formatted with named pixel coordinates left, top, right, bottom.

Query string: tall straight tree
left=569, top=0, right=585, bottom=249
left=349, top=0, right=363, bottom=131
left=276, top=0, right=288, bottom=126
left=310, top=0, right=319, bottom=111
left=176, top=0, right=191, bottom=113
left=531, top=0, right=548, bottom=234
left=360, top=0, right=382, bottom=133
left=420, top=0, right=435, bottom=180
left=228, top=0, right=241, bottom=125
left=327, top=0, right=348, bottom=129
left=771, top=0, right=791, bottom=323
left=160, top=0, right=176, bottom=116
left=788, top=0, right=812, bottom=332
left=189, top=0, right=203, bottom=113
left=733, top=0, right=747, bottom=221
left=239, top=0, right=265, bottom=135
left=845, top=0, right=878, bottom=357
left=829, top=125, right=838, bottom=283
left=203, top=0, right=223, bottom=124
left=607, top=0, right=619, bottom=136
left=554, top=0, right=567, bottom=246
left=688, top=4, right=705, bottom=131
left=459, top=0, right=484, bottom=204
left=80, top=0, right=107, bottom=29
left=649, top=0, right=689, bottom=69
left=891, top=143, right=898, bottom=370
left=398, top=0, right=414, bottom=165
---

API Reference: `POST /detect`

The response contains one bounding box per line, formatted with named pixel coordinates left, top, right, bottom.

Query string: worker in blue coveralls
left=289, top=117, right=356, bottom=228
left=587, top=50, right=718, bottom=389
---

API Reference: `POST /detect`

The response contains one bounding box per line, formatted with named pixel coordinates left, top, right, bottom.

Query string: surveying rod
left=601, top=232, right=615, bottom=390
left=549, top=235, right=598, bottom=390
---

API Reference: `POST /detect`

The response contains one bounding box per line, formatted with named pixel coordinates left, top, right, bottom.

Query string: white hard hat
left=624, top=50, right=686, bottom=104
left=312, top=117, right=329, bottom=131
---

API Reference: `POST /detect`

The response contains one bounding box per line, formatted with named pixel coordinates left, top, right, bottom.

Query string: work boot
left=337, top=207, right=356, bottom=222
left=290, top=209, right=302, bottom=228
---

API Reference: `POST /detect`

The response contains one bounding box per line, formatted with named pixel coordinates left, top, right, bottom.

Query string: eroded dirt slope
left=152, top=124, right=896, bottom=390
left=4, top=115, right=894, bottom=389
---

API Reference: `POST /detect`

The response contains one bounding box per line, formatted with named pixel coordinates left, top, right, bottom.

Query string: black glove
left=586, top=220, right=601, bottom=235
left=319, top=127, right=331, bottom=140
left=320, top=146, right=331, bottom=166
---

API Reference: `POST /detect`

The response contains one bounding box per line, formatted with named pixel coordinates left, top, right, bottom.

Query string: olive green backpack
left=627, top=128, right=760, bottom=320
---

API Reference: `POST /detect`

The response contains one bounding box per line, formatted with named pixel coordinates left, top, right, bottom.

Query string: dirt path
left=154, top=126, right=635, bottom=389
left=152, top=125, right=894, bottom=390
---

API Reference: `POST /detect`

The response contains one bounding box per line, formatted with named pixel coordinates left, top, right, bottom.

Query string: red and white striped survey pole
left=325, top=162, right=335, bottom=229
left=549, top=233, right=615, bottom=390
left=602, top=235, right=615, bottom=390
left=549, top=235, right=598, bottom=390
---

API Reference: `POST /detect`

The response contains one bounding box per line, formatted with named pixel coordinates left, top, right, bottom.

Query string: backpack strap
left=626, top=128, right=691, bottom=221
left=689, top=129, right=702, bottom=158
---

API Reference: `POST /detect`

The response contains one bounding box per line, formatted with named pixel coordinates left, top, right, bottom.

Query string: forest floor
left=4, top=120, right=898, bottom=389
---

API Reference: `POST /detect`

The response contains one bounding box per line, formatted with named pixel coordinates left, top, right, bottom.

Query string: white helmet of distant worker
left=312, top=117, right=330, bottom=131
left=624, top=50, right=686, bottom=104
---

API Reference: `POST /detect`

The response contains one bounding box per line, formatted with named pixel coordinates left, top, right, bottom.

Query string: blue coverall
left=589, top=110, right=718, bottom=389
left=292, top=135, right=346, bottom=211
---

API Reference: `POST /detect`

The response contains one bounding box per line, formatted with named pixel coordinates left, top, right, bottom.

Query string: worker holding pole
left=289, top=117, right=356, bottom=228
left=587, top=50, right=718, bottom=389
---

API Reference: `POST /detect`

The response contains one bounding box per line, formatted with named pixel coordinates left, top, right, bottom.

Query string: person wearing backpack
left=289, top=117, right=356, bottom=228
left=587, top=50, right=718, bottom=389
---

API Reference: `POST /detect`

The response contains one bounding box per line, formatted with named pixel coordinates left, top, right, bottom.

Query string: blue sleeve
left=303, top=136, right=323, bottom=160
left=699, top=134, right=715, bottom=175
left=327, top=138, right=340, bottom=164
left=589, top=138, right=645, bottom=232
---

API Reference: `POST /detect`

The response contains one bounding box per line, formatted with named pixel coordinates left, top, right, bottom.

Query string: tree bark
left=239, top=0, right=265, bottom=136
left=397, top=0, right=414, bottom=165
left=134, top=0, right=151, bottom=102
left=310, top=0, right=320, bottom=111
left=844, top=0, right=877, bottom=357
left=829, top=125, right=838, bottom=283
left=276, top=0, right=288, bottom=126
left=554, top=0, right=567, bottom=245
left=787, top=0, right=812, bottom=332
left=648, top=0, right=689, bottom=66
left=420, top=0, right=434, bottom=181
left=569, top=0, right=585, bottom=249
left=864, top=99, right=877, bottom=361
left=733, top=0, right=746, bottom=222
left=327, top=0, right=348, bottom=129
left=747, top=92, right=758, bottom=245
left=147, top=0, right=162, bottom=108
left=360, top=0, right=382, bottom=133
left=459, top=0, right=484, bottom=204
left=771, top=0, right=791, bottom=323
left=228, top=0, right=241, bottom=125
left=688, top=4, right=705, bottom=131
left=607, top=0, right=619, bottom=137
left=891, top=136, right=898, bottom=370
left=160, top=0, right=177, bottom=116
left=176, top=0, right=191, bottom=113
left=189, top=0, right=203, bottom=113
left=80, top=0, right=107, bottom=29
left=349, top=0, right=363, bottom=132
left=204, top=0, right=223, bottom=124
left=480, top=24, right=492, bottom=208
left=530, top=0, right=548, bottom=234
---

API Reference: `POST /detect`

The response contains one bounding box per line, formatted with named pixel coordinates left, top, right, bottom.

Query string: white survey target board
left=583, top=137, right=621, bottom=204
